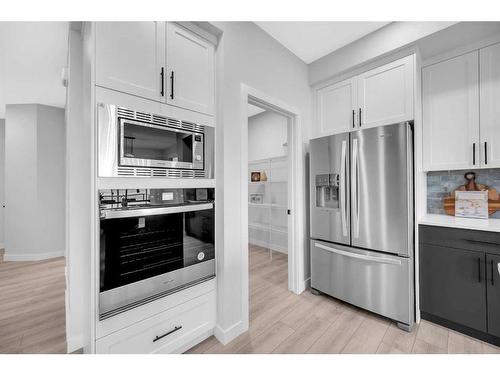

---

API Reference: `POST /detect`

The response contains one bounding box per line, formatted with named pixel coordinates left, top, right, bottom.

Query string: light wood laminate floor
left=0, top=249, right=67, bottom=353
left=187, top=244, right=500, bottom=354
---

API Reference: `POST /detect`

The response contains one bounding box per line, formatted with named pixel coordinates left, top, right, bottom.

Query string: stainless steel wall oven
left=98, top=103, right=214, bottom=178
left=99, top=188, right=215, bottom=319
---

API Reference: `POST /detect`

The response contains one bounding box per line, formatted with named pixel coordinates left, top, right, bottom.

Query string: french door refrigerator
left=310, top=122, right=414, bottom=331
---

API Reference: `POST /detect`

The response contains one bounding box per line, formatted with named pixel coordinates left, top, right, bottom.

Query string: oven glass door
left=119, top=119, right=195, bottom=169
left=100, top=208, right=215, bottom=294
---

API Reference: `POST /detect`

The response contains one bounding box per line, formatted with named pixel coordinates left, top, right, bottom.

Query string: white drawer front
left=96, top=291, right=215, bottom=354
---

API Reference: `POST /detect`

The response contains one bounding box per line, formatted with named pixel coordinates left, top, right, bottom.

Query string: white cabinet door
left=480, top=42, right=500, bottom=168
left=423, top=51, right=480, bottom=171
left=96, top=22, right=165, bottom=101
left=316, top=78, right=357, bottom=136
left=357, top=55, right=414, bottom=129
left=166, top=23, right=215, bottom=115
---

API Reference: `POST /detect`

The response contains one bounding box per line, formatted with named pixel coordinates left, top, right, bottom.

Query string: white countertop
left=419, top=214, right=500, bottom=233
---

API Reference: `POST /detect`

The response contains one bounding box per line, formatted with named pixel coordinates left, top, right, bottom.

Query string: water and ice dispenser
left=315, top=173, right=340, bottom=209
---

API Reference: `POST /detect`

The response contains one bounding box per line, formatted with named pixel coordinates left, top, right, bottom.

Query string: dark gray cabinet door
left=487, top=253, right=500, bottom=336
left=420, top=244, right=487, bottom=332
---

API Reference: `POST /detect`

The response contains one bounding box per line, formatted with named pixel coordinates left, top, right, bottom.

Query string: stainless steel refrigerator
left=310, top=122, right=414, bottom=331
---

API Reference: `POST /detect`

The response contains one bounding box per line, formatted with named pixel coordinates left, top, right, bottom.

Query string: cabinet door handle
left=160, top=67, right=165, bottom=97
left=170, top=71, right=175, bottom=100
left=153, top=325, right=182, bottom=343
left=478, top=257, right=482, bottom=283
left=473, top=143, right=476, bottom=165
left=491, top=260, right=495, bottom=286
left=485, top=142, right=488, bottom=165
left=358, top=108, right=362, bottom=127
left=352, top=110, right=355, bottom=128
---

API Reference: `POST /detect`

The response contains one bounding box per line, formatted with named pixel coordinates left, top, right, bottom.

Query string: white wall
left=212, top=21, right=312, bottom=343
left=0, top=22, right=68, bottom=118
left=0, top=119, right=4, bottom=248
left=308, top=22, right=455, bottom=85
left=65, top=27, right=91, bottom=353
left=4, top=104, right=65, bottom=261
left=248, top=111, right=288, bottom=161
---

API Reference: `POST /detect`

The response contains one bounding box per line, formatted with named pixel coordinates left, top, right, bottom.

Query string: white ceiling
left=255, top=22, right=391, bottom=64
left=248, top=103, right=266, bottom=118
left=0, top=22, right=69, bottom=118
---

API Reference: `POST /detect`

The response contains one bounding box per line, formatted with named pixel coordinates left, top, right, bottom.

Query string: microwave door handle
left=101, top=203, right=214, bottom=219
left=340, top=140, right=348, bottom=237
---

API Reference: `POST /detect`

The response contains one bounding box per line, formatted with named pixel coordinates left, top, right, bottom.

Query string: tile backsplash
left=427, top=168, right=500, bottom=218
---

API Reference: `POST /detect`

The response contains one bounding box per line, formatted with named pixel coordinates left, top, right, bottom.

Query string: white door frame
left=240, top=83, right=305, bottom=330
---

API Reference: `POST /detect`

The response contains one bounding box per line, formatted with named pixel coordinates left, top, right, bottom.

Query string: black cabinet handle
left=170, top=71, right=175, bottom=100
left=352, top=110, right=355, bottom=128
left=359, top=108, right=362, bottom=127
left=473, top=143, right=476, bottom=165
left=491, top=260, right=495, bottom=286
left=485, top=142, right=488, bottom=165
left=478, top=257, right=482, bottom=283
left=153, top=325, right=182, bottom=343
left=160, top=67, right=165, bottom=97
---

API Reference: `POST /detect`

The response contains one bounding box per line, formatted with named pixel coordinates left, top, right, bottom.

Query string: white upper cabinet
left=316, top=78, right=357, bottom=135
left=96, top=22, right=165, bottom=102
left=314, top=55, right=415, bottom=137
left=357, top=55, right=414, bottom=129
left=480, top=42, right=500, bottom=168
left=423, top=51, right=480, bottom=171
left=95, top=22, right=215, bottom=116
left=166, top=23, right=215, bottom=116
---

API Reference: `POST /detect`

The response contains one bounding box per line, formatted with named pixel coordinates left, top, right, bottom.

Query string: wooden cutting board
left=443, top=172, right=500, bottom=216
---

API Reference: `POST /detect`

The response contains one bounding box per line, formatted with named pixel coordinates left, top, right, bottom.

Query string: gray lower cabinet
left=419, top=244, right=487, bottom=332
left=419, top=225, right=500, bottom=345
left=487, top=253, right=500, bottom=337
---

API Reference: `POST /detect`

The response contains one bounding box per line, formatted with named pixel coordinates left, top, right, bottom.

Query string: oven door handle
left=101, top=203, right=214, bottom=219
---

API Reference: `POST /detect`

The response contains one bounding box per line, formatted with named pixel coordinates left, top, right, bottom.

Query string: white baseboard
left=66, top=334, right=85, bottom=354
left=298, top=277, right=310, bottom=294
left=214, top=320, right=247, bottom=345
left=4, top=250, right=64, bottom=261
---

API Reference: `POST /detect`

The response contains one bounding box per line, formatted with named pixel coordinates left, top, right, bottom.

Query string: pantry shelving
left=248, top=156, right=288, bottom=256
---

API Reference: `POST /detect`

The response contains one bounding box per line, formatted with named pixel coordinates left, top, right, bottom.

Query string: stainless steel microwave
left=98, top=103, right=214, bottom=178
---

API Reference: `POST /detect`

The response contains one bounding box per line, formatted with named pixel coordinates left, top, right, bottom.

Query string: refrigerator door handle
left=351, top=138, right=360, bottom=238
left=340, top=140, right=348, bottom=237
left=314, top=242, right=402, bottom=265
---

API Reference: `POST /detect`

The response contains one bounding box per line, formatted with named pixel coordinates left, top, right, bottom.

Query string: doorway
left=247, top=103, right=290, bottom=312
left=240, top=85, right=305, bottom=332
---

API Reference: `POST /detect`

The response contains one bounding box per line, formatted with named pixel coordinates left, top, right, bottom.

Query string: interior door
left=422, top=51, right=480, bottom=171
left=480, top=42, right=500, bottom=168
left=486, top=253, right=500, bottom=336
left=316, top=78, right=357, bottom=136
left=357, top=55, right=414, bottom=129
left=166, top=23, right=215, bottom=115
left=350, top=123, right=411, bottom=256
left=95, top=22, right=165, bottom=101
left=310, top=133, right=350, bottom=245
left=420, top=244, right=487, bottom=332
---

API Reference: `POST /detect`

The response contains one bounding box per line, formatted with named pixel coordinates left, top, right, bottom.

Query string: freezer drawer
left=311, top=240, right=414, bottom=325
